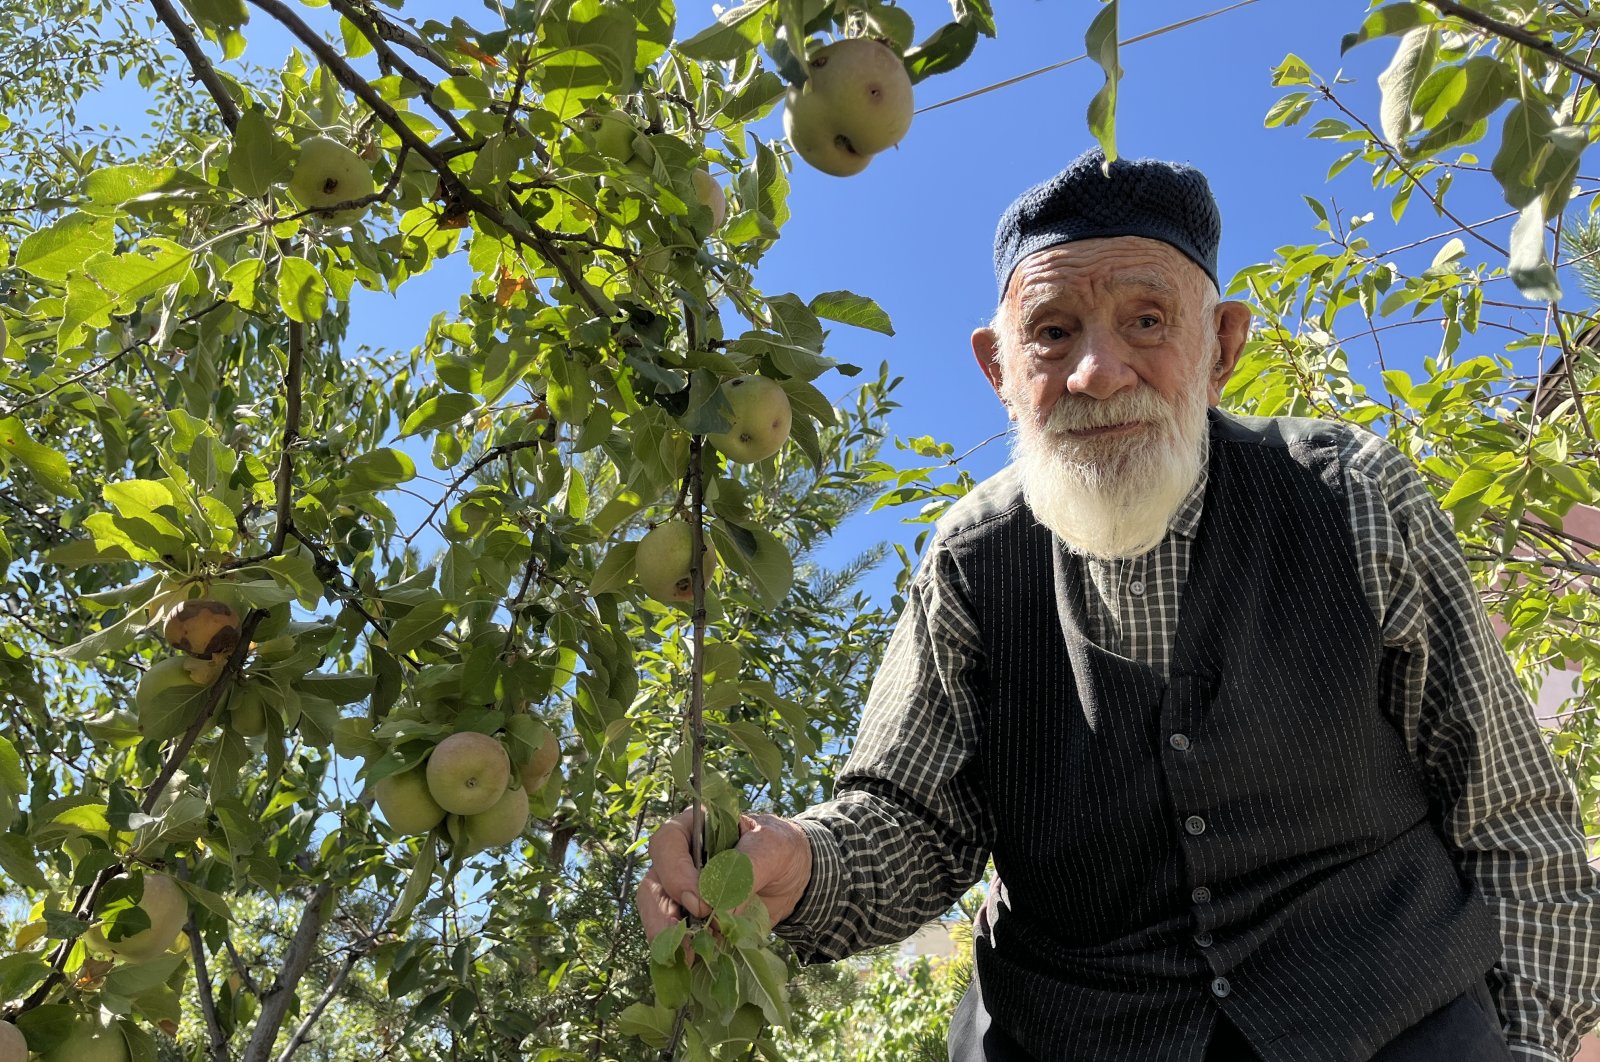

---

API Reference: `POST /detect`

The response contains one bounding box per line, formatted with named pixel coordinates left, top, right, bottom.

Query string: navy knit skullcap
left=993, top=149, right=1221, bottom=300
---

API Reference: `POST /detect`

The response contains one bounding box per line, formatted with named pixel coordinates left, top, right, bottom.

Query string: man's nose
left=1065, top=330, right=1137, bottom=400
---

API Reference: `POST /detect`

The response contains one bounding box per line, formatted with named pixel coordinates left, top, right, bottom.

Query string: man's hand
left=636, top=810, right=813, bottom=948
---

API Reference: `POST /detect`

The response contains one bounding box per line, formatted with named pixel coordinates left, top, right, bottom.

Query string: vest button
left=1194, top=932, right=1214, bottom=948
left=1168, top=733, right=1190, bottom=751
left=1211, top=977, right=1231, bottom=998
left=1129, top=579, right=1145, bottom=595
left=1184, top=815, right=1206, bottom=835
left=1192, top=886, right=1211, bottom=904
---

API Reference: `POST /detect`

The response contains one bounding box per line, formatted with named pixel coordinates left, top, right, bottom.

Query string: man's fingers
left=646, top=813, right=709, bottom=918
left=635, top=866, right=683, bottom=942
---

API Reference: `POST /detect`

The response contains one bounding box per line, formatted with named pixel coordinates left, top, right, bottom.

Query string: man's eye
left=1040, top=326, right=1068, bottom=341
left=1135, top=315, right=1161, bottom=329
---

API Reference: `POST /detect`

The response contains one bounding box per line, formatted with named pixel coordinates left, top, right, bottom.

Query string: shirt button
left=1211, top=977, right=1231, bottom=998
left=1192, top=886, right=1211, bottom=904
left=1168, top=733, right=1190, bottom=751
left=1185, top=815, right=1207, bottom=835
left=1194, top=932, right=1214, bottom=948
left=1129, top=579, right=1145, bottom=595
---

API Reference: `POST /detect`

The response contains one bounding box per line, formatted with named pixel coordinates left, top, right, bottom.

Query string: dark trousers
left=949, top=975, right=1513, bottom=1061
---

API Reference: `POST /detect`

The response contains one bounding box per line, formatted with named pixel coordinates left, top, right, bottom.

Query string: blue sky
left=88, top=1, right=1543, bottom=601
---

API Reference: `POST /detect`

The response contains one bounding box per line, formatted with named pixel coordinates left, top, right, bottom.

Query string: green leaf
left=903, top=21, right=977, bottom=83
left=1508, top=199, right=1561, bottom=302
left=697, top=849, right=754, bottom=911
left=1376, top=26, right=1436, bottom=146
left=341, top=448, right=416, bottom=493
left=0, top=417, right=79, bottom=498
left=1341, top=2, right=1436, bottom=53
left=0, top=834, right=46, bottom=890
left=722, top=721, right=784, bottom=788
left=731, top=945, right=792, bottom=1027
left=400, top=393, right=478, bottom=437
left=1084, top=1, right=1121, bottom=167
left=102, top=954, right=184, bottom=997
left=616, top=1002, right=676, bottom=1047
left=277, top=256, right=327, bottom=323
left=227, top=107, right=294, bottom=198
left=677, top=0, right=773, bottom=61
left=387, top=598, right=451, bottom=655
left=15, top=212, right=115, bottom=283
left=297, top=672, right=376, bottom=705
left=392, top=837, right=437, bottom=924
left=808, top=291, right=894, bottom=335
left=590, top=541, right=638, bottom=596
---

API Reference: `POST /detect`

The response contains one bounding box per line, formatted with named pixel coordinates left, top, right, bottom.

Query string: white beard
left=1007, top=367, right=1211, bottom=561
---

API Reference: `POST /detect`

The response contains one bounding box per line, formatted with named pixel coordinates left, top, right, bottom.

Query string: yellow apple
left=86, top=874, right=187, bottom=963
left=709, top=375, right=792, bottom=464
left=691, top=168, right=726, bottom=231
left=288, top=136, right=375, bottom=215
left=782, top=89, right=871, bottom=177
left=375, top=766, right=447, bottom=834
left=164, top=599, right=240, bottom=658
left=636, top=521, right=717, bottom=603
left=425, top=733, right=510, bottom=816
left=449, top=784, right=530, bottom=853
left=583, top=109, right=638, bottom=162
left=0, top=1020, right=25, bottom=1062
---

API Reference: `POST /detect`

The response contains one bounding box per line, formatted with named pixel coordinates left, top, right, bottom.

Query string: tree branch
left=148, top=0, right=241, bottom=132
left=325, top=0, right=475, bottom=145
left=241, top=0, right=609, bottom=319
left=188, top=914, right=233, bottom=1062
left=240, top=881, right=338, bottom=1062
left=1421, top=0, right=1600, bottom=86
left=274, top=894, right=397, bottom=1062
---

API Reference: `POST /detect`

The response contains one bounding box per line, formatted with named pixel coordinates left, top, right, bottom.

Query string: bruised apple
left=783, top=38, right=913, bottom=176
left=164, top=599, right=240, bottom=658
left=288, top=136, right=375, bottom=216
left=636, top=521, right=716, bottom=603
left=709, top=375, right=792, bottom=464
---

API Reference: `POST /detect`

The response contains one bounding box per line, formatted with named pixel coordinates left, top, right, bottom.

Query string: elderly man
left=638, top=149, right=1600, bottom=1060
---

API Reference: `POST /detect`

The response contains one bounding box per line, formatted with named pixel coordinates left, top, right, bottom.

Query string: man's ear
left=1206, top=300, right=1252, bottom=405
left=972, top=327, right=1011, bottom=416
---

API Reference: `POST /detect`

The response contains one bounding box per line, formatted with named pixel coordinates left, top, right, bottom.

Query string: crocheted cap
left=993, top=149, right=1221, bottom=300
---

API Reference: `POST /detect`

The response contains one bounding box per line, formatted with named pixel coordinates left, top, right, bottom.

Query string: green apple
left=164, top=599, right=241, bottom=658
left=135, top=655, right=224, bottom=723
left=86, top=873, right=187, bottom=963
left=375, top=766, right=447, bottom=835
left=425, top=732, right=510, bottom=816
left=783, top=38, right=913, bottom=175
left=783, top=89, right=871, bottom=178
left=288, top=136, right=375, bottom=216
left=227, top=684, right=268, bottom=738
left=583, top=109, right=638, bottom=163
left=0, top=1020, right=25, bottom=1062
left=709, top=375, right=792, bottom=464
left=40, top=1014, right=127, bottom=1062
left=449, top=784, right=530, bottom=853
left=691, top=168, right=727, bottom=231
left=636, top=521, right=717, bottom=603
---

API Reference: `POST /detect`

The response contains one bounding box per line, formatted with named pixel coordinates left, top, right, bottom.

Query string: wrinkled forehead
left=1004, top=236, right=1211, bottom=314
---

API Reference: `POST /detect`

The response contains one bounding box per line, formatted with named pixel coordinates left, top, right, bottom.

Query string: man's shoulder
left=931, top=465, right=1032, bottom=547
left=1213, top=409, right=1410, bottom=482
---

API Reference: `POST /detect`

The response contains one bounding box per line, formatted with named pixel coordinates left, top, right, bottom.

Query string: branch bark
left=240, top=881, right=337, bottom=1062
left=241, top=0, right=609, bottom=319
left=189, top=915, right=232, bottom=1062
left=148, top=0, right=241, bottom=132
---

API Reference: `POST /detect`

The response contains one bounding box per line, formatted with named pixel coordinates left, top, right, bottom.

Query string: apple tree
left=0, top=0, right=1004, bottom=1059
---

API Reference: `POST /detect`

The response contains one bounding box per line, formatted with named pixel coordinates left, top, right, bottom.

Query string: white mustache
left=1040, top=390, right=1171, bottom=435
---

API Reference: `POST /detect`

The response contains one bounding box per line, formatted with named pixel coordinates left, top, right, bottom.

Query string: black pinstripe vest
left=944, top=409, right=1501, bottom=1061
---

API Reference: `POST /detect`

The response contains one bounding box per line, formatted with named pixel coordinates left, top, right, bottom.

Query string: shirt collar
left=1168, top=428, right=1210, bottom=541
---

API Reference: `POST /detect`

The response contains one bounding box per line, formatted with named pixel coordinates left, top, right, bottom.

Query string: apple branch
left=148, top=0, right=240, bottom=133
left=275, top=894, right=398, bottom=1062
left=401, top=437, right=544, bottom=545
left=1420, top=0, right=1600, bottom=86
left=240, top=880, right=337, bottom=1062
left=325, top=0, right=475, bottom=146
left=187, top=914, right=231, bottom=1062
left=242, top=0, right=610, bottom=321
